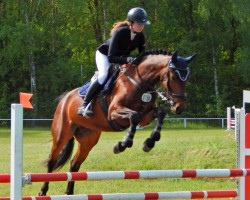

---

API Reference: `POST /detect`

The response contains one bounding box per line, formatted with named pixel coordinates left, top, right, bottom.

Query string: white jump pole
left=234, top=108, right=240, bottom=139
left=10, top=104, right=23, bottom=200
left=226, top=107, right=232, bottom=131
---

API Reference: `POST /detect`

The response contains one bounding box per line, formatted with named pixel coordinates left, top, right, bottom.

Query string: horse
left=38, top=50, right=196, bottom=196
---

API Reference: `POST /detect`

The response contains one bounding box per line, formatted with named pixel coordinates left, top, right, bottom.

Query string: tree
left=232, top=0, right=250, bottom=85
left=0, top=0, right=249, bottom=119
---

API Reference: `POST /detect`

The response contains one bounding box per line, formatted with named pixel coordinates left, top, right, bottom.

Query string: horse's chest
left=127, top=93, right=156, bottom=114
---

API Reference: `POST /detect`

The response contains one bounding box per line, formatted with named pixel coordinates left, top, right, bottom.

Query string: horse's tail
left=53, top=137, right=75, bottom=171
left=54, top=91, right=69, bottom=103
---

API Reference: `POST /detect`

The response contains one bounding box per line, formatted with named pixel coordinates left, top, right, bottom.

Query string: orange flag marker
left=19, top=92, right=33, bottom=109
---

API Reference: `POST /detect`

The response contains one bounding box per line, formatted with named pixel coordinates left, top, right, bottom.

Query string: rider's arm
left=108, top=27, right=131, bottom=64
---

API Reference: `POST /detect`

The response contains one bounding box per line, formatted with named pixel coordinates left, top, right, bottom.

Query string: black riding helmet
left=127, top=7, right=150, bottom=25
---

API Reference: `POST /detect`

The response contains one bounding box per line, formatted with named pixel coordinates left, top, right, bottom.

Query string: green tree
left=1, top=0, right=250, bottom=119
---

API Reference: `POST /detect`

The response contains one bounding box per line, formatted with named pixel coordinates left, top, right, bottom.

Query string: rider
left=78, top=7, right=150, bottom=116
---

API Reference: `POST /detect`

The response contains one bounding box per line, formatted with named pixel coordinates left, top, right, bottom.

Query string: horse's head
left=161, top=51, right=196, bottom=114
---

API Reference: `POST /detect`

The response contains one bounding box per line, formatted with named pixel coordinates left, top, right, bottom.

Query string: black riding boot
left=78, top=80, right=101, bottom=116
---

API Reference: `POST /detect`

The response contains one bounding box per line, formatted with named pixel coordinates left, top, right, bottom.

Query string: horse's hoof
left=142, top=138, right=155, bottom=152
left=151, top=131, right=161, bottom=141
left=65, top=191, right=73, bottom=195
left=38, top=192, right=45, bottom=196
left=123, top=139, right=133, bottom=148
left=113, top=141, right=126, bottom=154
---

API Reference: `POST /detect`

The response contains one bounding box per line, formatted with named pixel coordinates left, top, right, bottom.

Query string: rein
left=121, top=66, right=156, bottom=94
left=121, top=65, right=173, bottom=105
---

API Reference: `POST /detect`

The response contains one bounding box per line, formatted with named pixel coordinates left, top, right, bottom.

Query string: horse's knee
left=157, top=107, right=167, bottom=119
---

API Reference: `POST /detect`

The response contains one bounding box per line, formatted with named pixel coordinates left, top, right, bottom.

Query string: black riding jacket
left=97, top=26, right=146, bottom=64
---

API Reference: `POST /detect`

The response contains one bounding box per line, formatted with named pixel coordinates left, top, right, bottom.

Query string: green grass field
left=0, top=126, right=237, bottom=199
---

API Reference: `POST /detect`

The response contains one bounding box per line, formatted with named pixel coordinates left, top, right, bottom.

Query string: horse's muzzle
left=171, top=101, right=186, bottom=115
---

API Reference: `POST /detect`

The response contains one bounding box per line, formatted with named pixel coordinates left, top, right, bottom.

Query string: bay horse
left=39, top=50, right=196, bottom=196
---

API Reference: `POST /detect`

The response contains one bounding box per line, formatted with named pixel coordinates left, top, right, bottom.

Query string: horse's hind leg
left=143, top=107, right=167, bottom=152
left=38, top=124, right=74, bottom=196
left=65, top=128, right=101, bottom=195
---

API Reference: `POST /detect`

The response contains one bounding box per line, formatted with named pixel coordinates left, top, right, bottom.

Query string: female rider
left=78, top=7, right=150, bottom=116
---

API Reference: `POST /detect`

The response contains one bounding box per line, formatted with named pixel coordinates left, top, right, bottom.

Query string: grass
left=0, top=126, right=237, bottom=199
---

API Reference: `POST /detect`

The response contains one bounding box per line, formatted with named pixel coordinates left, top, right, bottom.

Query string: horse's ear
left=186, top=53, right=197, bottom=63
left=172, top=51, right=178, bottom=63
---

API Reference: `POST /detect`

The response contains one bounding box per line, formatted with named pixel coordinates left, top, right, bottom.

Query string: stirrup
left=78, top=103, right=93, bottom=116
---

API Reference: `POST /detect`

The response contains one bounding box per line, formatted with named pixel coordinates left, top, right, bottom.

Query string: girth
left=98, top=93, right=128, bottom=131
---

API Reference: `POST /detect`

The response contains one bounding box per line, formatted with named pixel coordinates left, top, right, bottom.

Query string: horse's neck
left=138, top=58, right=166, bottom=85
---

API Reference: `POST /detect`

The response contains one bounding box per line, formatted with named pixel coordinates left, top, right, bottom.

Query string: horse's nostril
left=176, top=107, right=183, bottom=115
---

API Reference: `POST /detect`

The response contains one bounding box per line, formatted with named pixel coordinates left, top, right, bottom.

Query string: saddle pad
left=78, top=77, right=113, bottom=97
left=78, top=81, right=91, bottom=97
left=78, top=65, right=120, bottom=97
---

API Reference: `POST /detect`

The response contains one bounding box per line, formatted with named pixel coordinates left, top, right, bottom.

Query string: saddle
left=78, top=64, right=120, bottom=97
left=78, top=52, right=145, bottom=97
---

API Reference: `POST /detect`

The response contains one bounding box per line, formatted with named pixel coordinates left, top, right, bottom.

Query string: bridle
left=159, top=59, right=189, bottom=105
left=121, top=58, right=189, bottom=106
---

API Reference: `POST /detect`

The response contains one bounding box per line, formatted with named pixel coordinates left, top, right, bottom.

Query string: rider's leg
left=78, top=50, right=110, bottom=116
left=77, top=79, right=102, bottom=116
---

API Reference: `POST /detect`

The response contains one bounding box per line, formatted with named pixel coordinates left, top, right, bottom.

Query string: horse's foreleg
left=143, top=107, right=167, bottom=152
left=111, top=108, right=140, bottom=154
left=65, top=128, right=101, bottom=195
left=119, top=112, right=140, bottom=149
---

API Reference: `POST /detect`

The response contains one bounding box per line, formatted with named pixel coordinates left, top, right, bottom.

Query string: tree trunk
left=0, top=0, right=7, bottom=48
left=24, top=0, right=37, bottom=118
left=211, top=41, right=220, bottom=115
left=102, top=0, right=107, bottom=40
left=88, top=0, right=103, bottom=44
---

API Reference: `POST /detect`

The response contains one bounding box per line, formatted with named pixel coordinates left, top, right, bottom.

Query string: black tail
left=53, top=137, right=75, bottom=171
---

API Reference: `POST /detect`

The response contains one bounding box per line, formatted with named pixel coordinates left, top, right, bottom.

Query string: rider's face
left=131, top=22, right=144, bottom=33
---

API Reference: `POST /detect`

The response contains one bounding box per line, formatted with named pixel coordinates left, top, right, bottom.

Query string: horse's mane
left=134, top=49, right=172, bottom=65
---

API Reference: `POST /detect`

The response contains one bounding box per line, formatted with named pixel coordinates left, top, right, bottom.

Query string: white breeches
left=95, top=50, right=110, bottom=85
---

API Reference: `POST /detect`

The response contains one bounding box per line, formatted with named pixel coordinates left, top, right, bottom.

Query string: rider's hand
left=126, top=57, right=135, bottom=63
